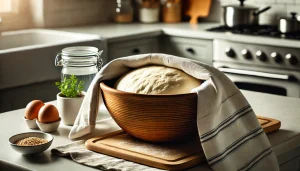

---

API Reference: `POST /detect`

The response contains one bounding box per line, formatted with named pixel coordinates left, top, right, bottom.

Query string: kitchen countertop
left=1, top=90, right=300, bottom=170
left=55, top=22, right=300, bottom=48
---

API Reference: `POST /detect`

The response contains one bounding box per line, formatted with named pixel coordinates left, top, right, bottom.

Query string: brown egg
left=38, top=104, right=60, bottom=123
left=25, top=100, right=45, bottom=120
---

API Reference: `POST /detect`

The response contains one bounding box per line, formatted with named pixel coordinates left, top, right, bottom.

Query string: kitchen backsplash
left=37, top=0, right=300, bottom=27
left=207, top=0, right=300, bottom=25
left=34, top=0, right=116, bottom=28
left=3, top=0, right=300, bottom=31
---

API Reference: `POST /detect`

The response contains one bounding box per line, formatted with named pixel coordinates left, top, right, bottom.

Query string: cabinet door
left=280, top=156, right=300, bottom=171
left=161, top=36, right=213, bottom=65
left=108, top=38, right=159, bottom=61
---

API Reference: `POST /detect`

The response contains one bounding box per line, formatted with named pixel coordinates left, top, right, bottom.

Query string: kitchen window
left=0, top=0, right=19, bottom=14
left=0, top=0, right=32, bottom=31
left=0, top=0, right=12, bottom=13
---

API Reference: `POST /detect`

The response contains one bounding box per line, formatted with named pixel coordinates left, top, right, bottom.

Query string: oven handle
left=218, top=67, right=295, bottom=80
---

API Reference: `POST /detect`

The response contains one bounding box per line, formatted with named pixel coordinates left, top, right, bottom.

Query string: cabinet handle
left=186, top=48, right=195, bottom=54
left=132, top=48, right=140, bottom=54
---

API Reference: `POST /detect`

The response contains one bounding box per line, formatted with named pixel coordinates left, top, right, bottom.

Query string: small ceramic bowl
left=23, top=117, right=39, bottom=129
left=9, top=132, right=53, bottom=156
left=36, top=118, right=61, bottom=133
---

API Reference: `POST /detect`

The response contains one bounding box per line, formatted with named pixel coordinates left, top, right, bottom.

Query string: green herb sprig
left=55, top=75, right=84, bottom=98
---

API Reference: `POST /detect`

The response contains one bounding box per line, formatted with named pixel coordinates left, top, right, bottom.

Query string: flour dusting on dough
left=114, top=66, right=201, bottom=95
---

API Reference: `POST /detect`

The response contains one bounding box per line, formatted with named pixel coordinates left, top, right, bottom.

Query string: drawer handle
left=132, top=48, right=140, bottom=54
left=186, top=48, right=195, bottom=54
left=218, top=67, right=294, bottom=80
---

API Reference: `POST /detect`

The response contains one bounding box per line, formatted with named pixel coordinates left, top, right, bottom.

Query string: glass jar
left=162, top=0, right=181, bottom=23
left=137, top=0, right=160, bottom=23
left=55, top=46, right=103, bottom=92
left=114, top=0, right=134, bottom=23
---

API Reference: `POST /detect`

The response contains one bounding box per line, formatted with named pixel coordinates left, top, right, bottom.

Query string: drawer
left=161, top=36, right=213, bottom=65
left=280, top=156, right=300, bottom=171
left=108, top=38, right=159, bottom=61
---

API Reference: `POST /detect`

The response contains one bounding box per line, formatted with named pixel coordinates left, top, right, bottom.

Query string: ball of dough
left=114, top=66, right=201, bottom=95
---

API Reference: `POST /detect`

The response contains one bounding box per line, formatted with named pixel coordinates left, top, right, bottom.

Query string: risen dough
left=114, top=66, right=201, bottom=95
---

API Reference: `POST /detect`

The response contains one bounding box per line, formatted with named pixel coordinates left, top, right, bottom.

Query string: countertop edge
left=53, top=23, right=300, bottom=48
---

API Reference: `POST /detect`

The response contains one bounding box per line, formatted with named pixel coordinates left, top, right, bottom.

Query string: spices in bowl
left=9, top=132, right=53, bottom=155
left=15, top=137, right=48, bottom=146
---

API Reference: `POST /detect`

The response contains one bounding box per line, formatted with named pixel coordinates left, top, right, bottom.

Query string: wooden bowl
left=100, top=81, right=198, bottom=143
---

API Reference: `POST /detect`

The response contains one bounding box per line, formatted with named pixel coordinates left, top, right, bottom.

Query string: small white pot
left=56, top=92, right=85, bottom=126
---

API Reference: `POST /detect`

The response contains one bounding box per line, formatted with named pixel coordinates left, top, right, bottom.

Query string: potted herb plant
left=55, top=75, right=85, bottom=126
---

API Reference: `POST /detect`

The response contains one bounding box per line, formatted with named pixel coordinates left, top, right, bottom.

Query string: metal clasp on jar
left=97, top=50, right=103, bottom=71
left=55, top=53, right=63, bottom=66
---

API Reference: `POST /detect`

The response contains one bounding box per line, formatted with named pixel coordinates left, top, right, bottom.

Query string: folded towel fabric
left=51, top=140, right=164, bottom=171
left=69, top=54, right=279, bottom=171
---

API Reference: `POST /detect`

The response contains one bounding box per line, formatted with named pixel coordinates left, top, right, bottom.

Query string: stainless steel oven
left=214, top=64, right=300, bottom=97
left=213, top=39, right=300, bottom=98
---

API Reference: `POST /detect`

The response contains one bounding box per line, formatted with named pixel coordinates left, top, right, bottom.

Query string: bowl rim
left=36, top=117, right=61, bottom=125
left=23, top=116, right=37, bottom=121
left=100, top=82, right=198, bottom=97
left=9, top=132, right=53, bottom=147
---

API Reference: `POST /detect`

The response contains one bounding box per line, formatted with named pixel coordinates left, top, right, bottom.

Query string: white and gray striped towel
left=69, top=54, right=279, bottom=171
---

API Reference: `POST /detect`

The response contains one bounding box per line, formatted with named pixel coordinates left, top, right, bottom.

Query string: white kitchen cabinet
left=161, top=36, right=213, bottom=65
left=108, top=38, right=159, bottom=61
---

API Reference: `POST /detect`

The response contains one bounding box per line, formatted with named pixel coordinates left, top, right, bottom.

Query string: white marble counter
left=1, top=91, right=300, bottom=170
left=55, top=22, right=300, bottom=48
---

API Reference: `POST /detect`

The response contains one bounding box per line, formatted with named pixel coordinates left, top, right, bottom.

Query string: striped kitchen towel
left=69, top=54, right=279, bottom=171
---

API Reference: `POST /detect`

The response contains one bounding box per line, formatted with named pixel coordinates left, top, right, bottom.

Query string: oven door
left=218, top=68, right=300, bottom=97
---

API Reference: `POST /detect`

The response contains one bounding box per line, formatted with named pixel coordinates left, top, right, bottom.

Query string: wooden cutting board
left=86, top=130, right=206, bottom=171
left=85, top=116, right=280, bottom=171
left=257, top=116, right=281, bottom=134
left=183, top=0, right=212, bottom=24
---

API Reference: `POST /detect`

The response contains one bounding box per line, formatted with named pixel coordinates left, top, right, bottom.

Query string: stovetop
left=207, top=25, right=300, bottom=40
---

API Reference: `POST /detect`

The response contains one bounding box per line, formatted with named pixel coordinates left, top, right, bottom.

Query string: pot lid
left=222, top=0, right=258, bottom=10
left=279, top=12, right=299, bottom=21
left=222, top=4, right=258, bottom=10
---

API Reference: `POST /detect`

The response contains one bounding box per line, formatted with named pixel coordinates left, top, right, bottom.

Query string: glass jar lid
left=62, top=46, right=99, bottom=57
left=55, top=46, right=103, bottom=70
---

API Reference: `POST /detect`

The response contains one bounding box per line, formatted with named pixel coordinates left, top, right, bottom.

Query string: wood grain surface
left=100, top=82, right=199, bottom=143
left=86, top=116, right=280, bottom=170
left=257, top=116, right=281, bottom=134
left=85, top=130, right=206, bottom=171
left=100, top=82, right=281, bottom=143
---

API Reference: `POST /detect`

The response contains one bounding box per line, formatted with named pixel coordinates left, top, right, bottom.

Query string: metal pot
left=279, top=12, right=300, bottom=33
left=222, top=0, right=271, bottom=27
